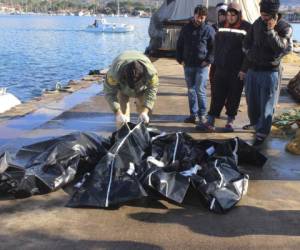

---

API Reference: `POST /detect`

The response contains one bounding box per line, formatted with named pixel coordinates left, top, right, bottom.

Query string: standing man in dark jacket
left=198, top=3, right=251, bottom=132
left=210, top=3, right=228, bottom=101
left=176, top=5, right=215, bottom=125
left=243, top=0, right=293, bottom=146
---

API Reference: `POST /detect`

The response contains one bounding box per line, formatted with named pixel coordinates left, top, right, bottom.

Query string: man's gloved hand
left=201, top=61, right=210, bottom=68
left=238, top=71, right=246, bottom=81
left=267, top=14, right=278, bottom=30
left=116, top=112, right=129, bottom=123
left=138, top=112, right=150, bottom=124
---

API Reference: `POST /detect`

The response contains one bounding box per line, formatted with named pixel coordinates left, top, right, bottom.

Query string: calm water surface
left=0, top=15, right=150, bottom=101
left=291, top=23, right=300, bottom=41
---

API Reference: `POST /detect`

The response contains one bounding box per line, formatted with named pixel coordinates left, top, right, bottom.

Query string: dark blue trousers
left=245, top=69, right=279, bottom=137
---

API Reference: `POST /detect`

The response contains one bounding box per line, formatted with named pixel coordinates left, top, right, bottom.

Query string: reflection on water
left=0, top=15, right=150, bottom=101
left=291, top=23, right=300, bottom=41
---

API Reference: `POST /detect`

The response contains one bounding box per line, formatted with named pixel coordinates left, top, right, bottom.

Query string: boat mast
left=49, top=0, right=52, bottom=12
left=117, top=0, right=120, bottom=16
left=10, top=0, right=14, bottom=11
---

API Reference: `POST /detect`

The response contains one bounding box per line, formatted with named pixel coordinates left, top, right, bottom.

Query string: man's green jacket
left=104, top=51, right=159, bottom=113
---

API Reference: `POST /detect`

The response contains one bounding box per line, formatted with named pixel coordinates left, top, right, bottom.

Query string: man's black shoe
left=253, top=136, right=265, bottom=147
left=184, top=116, right=196, bottom=124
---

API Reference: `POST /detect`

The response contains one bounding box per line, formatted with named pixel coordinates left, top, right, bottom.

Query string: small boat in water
left=0, top=88, right=21, bottom=113
left=86, top=18, right=134, bottom=33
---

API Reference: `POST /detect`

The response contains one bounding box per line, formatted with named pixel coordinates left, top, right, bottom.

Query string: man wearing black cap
left=243, top=0, right=293, bottom=146
left=212, top=2, right=228, bottom=32
left=104, top=51, right=159, bottom=128
left=176, top=5, right=215, bottom=126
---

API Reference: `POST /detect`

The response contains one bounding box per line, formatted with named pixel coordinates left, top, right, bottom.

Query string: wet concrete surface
left=0, top=59, right=300, bottom=249
left=0, top=84, right=102, bottom=148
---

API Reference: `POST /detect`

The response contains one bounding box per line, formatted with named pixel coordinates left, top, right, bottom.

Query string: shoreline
left=0, top=72, right=105, bottom=123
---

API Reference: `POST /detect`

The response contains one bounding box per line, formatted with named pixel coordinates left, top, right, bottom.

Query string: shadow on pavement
left=0, top=231, right=162, bottom=250
left=0, top=194, right=67, bottom=215
left=129, top=205, right=300, bottom=237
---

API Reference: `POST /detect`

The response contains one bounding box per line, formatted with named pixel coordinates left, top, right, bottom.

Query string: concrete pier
left=0, top=58, right=299, bottom=249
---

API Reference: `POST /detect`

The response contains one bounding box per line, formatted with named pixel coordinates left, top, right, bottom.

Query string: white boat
left=294, top=47, right=300, bottom=54
left=76, top=11, right=84, bottom=16
left=0, top=88, right=21, bottom=113
left=86, top=18, right=134, bottom=33
left=83, top=11, right=91, bottom=17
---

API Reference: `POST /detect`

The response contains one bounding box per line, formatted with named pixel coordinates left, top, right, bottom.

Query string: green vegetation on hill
left=0, top=0, right=160, bottom=14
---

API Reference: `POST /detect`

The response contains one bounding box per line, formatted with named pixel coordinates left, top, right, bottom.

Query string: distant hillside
left=0, top=0, right=164, bottom=13
left=88, top=0, right=163, bottom=7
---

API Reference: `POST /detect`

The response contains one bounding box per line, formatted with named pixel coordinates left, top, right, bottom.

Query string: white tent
left=161, top=0, right=260, bottom=23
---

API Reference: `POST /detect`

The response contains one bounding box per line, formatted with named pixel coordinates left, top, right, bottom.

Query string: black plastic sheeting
left=68, top=123, right=151, bottom=208
left=136, top=132, right=266, bottom=212
left=0, top=123, right=267, bottom=213
left=0, top=132, right=110, bottom=198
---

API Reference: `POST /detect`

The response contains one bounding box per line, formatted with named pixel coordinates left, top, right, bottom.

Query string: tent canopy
left=158, top=0, right=260, bottom=23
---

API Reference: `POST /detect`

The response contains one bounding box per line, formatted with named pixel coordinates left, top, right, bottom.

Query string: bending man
left=104, top=51, right=159, bottom=127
